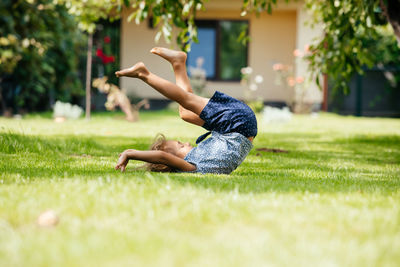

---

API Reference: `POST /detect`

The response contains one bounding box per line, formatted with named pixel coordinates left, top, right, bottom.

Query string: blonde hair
left=145, top=134, right=175, bottom=172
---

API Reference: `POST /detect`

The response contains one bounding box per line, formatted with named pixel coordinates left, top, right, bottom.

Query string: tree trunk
left=380, top=0, right=400, bottom=45
left=85, top=33, right=93, bottom=120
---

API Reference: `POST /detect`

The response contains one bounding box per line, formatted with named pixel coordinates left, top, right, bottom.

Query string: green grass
left=0, top=111, right=399, bottom=266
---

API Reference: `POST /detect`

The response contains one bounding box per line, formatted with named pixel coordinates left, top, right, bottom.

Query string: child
left=115, top=47, right=257, bottom=174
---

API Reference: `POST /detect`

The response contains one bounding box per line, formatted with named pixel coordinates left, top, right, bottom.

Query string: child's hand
left=115, top=152, right=129, bottom=172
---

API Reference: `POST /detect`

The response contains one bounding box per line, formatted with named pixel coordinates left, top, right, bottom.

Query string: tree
left=241, top=0, right=400, bottom=93
left=58, top=0, right=120, bottom=120
left=5, top=0, right=394, bottom=115
left=62, top=0, right=204, bottom=50
left=0, top=0, right=84, bottom=114
left=305, top=0, right=400, bottom=93
left=66, top=0, right=400, bottom=95
left=61, top=0, right=206, bottom=118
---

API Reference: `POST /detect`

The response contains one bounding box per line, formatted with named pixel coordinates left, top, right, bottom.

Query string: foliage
left=0, top=34, right=23, bottom=75
left=372, top=25, right=400, bottom=65
left=239, top=0, right=290, bottom=16
left=57, top=0, right=120, bottom=33
left=1, top=112, right=400, bottom=266
left=92, top=21, right=121, bottom=86
left=128, top=0, right=204, bottom=51
left=62, top=0, right=206, bottom=51
left=239, top=0, right=400, bottom=93
left=2, top=0, right=399, bottom=113
left=64, top=0, right=400, bottom=96
left=0, top=0, right=85, bottom=112
left=62, top=0, right=289, bottom=52
left=303, top=0, right=400, bottom=93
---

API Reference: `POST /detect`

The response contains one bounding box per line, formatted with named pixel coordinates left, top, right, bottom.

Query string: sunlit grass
left=0, top=111, right=399, bottom=266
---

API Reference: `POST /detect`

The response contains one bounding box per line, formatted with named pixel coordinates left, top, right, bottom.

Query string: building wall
left=120, top=11, right=173, bottom=99
left=247, top=11, right=296, bottom=102
left=119, top=1, right=321, bottom=103
left=295, top=7, right=323, bottom=104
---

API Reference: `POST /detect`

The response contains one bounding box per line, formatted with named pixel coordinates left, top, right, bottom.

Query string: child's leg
left=150, top=47, right=205, bottom=126
left=115, top=62, right=208, bottom=116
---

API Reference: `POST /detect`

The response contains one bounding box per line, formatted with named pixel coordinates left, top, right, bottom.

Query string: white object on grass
left=263, top=106, right=293, bottom=124
left=37, top=210, right=59, bottom=227
left=53, top=101, right=83, bottom=119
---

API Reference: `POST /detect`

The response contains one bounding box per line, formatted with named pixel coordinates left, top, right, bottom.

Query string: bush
left=0, top=0, right=85, bottom=114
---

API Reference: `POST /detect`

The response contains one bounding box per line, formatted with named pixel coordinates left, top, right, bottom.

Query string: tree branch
left=380, top=0, right=400, bottom=45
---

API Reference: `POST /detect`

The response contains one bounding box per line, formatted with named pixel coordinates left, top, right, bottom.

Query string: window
left=187, top=20, right=248, bottom=81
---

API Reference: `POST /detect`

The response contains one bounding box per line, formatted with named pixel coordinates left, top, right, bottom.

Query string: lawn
left=0, top=111, right=399, bottom=266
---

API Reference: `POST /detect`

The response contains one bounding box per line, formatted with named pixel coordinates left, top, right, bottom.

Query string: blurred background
left=1, top=0, right=399, bottom=118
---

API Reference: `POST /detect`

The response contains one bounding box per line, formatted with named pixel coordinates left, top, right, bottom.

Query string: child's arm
left=115, top=149, right=196, bottom=172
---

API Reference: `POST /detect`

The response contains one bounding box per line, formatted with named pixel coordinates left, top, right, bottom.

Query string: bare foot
left=115, top=62, right=149, bottom=79
left=150, top=47, right=186, bottom=67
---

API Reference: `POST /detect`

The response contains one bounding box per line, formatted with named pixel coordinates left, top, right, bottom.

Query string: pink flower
left=304, top=44, right=310, bottom=53
left=273, top=63, right=283, bottom=71
left=241, top=66, right=253, bottom=75
left=293, top=49, right=304, bottom=57
left=296, top=76, right=304, bottom=84
left=287, top=77, right=296, bottom=87
left=104, top=36, right=111, bottom=43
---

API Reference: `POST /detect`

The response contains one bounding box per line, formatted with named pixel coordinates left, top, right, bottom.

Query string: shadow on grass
left=1, top=132, right=399, bottom=194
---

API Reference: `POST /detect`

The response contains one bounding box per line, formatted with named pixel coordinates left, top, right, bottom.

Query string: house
left=119, top=0, right=322, bottom=108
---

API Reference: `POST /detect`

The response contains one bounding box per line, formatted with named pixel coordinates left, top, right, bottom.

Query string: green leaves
left=2, top=0, right=398, bottom=112
left=304, top=0, right=400, bottom=94
left=238, top=0, right=400, bottom=95
left=237, top=23, right=251, bottom=45
left=240, top=0, right=285, bottom=16
left=122, top=0, right=205, bottom=52
left=0, top=0, right=84, bottom=111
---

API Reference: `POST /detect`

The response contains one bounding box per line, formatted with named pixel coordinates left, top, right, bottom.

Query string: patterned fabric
left=184, top=131, right=253, bottom=174
left=196, top=91, right=258, bottom=144
left=183, top=91, right=257, bottom=174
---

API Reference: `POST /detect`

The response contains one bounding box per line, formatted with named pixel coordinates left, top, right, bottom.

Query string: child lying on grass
left=115, top=47, right=257, bottom=174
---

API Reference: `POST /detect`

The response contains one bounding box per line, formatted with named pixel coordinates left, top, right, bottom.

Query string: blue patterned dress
left=183, top=91, right=258, bottom=174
